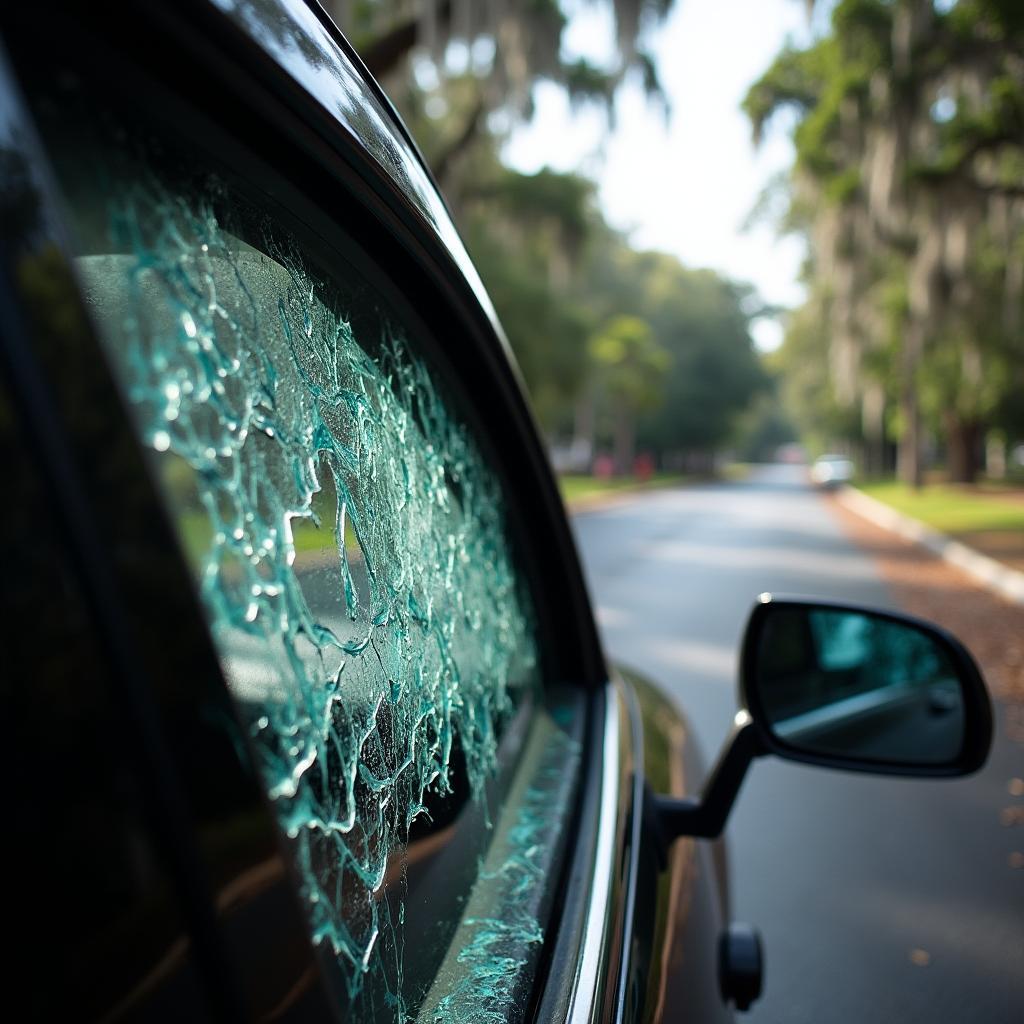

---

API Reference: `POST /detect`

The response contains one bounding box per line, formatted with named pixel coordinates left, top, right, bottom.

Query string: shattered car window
left=45, top=120, right=581, bottom=1021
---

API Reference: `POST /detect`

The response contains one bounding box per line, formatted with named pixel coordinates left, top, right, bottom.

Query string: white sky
left=502, top=0, right=821, bottom=351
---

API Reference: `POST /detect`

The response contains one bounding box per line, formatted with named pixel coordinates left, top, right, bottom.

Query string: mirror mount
left=649, top=711, right=766, bottom=850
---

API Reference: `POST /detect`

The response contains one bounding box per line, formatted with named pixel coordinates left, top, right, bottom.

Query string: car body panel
left=623, top=669, right=732, bottom=1024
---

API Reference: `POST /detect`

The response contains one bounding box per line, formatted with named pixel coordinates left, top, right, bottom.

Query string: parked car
left=0, top=2, right=992, bottom=1022
left=810, top=453, right=855, bottom=488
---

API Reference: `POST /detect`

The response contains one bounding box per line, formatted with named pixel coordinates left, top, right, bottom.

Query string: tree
left=460, top=163, right=603, bottom=431
left=588, top=314, right=670, bottom=472
left=636, top=266, right=767, bottom=466
left=321, top=4, right=767, bottom=463
left=731, top=387, right=799, bottom=464
left=746, top=0, right=1024, bottom=484
left=333, top=1, right=675, bottom=99
left=771, top=301, right=865, bottom=458
left=329, top=1, right=677, bottom=187
left=579, top=247, right=768, bottom=467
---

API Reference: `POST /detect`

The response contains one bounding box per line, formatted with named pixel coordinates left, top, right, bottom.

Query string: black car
left=0, top=2, right=992, bottom=1021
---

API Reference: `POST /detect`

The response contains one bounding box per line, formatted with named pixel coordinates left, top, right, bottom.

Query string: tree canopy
left=336, top=1, right=768, bottom=472
left=747, top=0, right=1024, bottom=483
left=330, top=0, right=677, bottom=189
left=459, top=158, right=766, bottom=465
left=332, top=1, right=676, bottom=105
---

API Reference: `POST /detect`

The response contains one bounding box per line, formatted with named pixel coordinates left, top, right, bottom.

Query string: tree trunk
left=986, top=431, right=1007, bottom=480
left=861, top=383, right=885, bottom=478
left=898, top=323, right=924, bottom=489
left=613, top=397, right=634, bottom=476
left=572, top=389, right=595, bottom=471
left=897, top=384, right=923, bottom=488
left=432, top=95, right=487, bottom=188
left=945, top=414, right=982, bottom=484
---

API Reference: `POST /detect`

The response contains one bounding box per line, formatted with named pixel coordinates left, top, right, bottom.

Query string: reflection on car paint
left=76, top=174, right=545, bottom=1017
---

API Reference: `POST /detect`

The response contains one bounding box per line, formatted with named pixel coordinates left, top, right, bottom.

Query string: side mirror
left=650, top=594, right=992, bottom=844
left=740, top=595, right=992, bottom=777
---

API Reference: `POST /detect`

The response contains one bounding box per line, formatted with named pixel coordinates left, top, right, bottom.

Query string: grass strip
left=558, top=472, right=687, bottom=503
left=857, top=482, right=1024, bottom=535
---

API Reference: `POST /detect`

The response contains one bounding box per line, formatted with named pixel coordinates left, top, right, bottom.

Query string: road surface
left=572, top=464, right=1023, bottom=1023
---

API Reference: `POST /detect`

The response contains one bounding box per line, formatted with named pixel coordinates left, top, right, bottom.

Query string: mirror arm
left=648, top=711, right=766, bottom=849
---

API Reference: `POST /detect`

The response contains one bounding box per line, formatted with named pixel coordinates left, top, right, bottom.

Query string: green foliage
left=559, top=472, right=684, bottom=502
left=470, top=167, right=596, bottom=254
left=343, top=0, right=679, bottom=122
left=747, top=0, right=1024, bottom=482
left=354, top=2, right=765, bottom=457
left=825, top=167, right=861, bottom=204
left=640, top=284, right=766, bottom=454
left=858, top=481, right=1024, bottom=535
left=582, top=248, right=767, bottom=456
left=564, top=59, right=618, bottom=112
left=743, top=43, right=827, bottom=145
left=589, top=314, right=670, bottom=412
left=772, top=302, right=863, bottom=454
left=731, top=388, right=799, bottom=463
left=462, top=191, right=593, bottom=430
left=451, top=134, right=765, bottom=457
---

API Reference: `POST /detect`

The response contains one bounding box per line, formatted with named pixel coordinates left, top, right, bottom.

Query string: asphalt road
left=572, top=463, right=1023, bottom=1024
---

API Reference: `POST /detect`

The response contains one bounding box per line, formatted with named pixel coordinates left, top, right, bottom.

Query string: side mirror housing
left=740, top=595, right=992, bottom=777
left=650, top=594, right=992, bottom=846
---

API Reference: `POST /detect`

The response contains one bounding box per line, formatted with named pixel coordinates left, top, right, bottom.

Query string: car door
left=0, top=1, right=651, bottom=1021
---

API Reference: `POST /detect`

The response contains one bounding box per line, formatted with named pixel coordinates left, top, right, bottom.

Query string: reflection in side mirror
left=756, top=607, right=963, bottom=764
left=741, top=596, right=992, bottom=776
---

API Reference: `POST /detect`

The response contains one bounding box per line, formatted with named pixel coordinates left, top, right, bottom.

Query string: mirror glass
left=754, top=607, right=965, bottom=765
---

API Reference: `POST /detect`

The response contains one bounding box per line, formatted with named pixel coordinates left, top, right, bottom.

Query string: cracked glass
left=42, top=102, right=582, bottom=1022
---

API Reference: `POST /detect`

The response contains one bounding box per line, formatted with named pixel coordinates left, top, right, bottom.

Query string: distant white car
left=810, top=453, right=854, bottom=487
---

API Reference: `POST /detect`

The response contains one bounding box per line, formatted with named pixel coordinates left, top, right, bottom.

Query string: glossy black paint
left=717, top=924, right=763, bottom=1012
left=625, top=670, right=733, bottom=1024
left=649, top=716, right=766, bottom=842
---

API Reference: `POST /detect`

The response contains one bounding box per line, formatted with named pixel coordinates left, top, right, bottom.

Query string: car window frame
left=0, top=2, right=630, bottom=1021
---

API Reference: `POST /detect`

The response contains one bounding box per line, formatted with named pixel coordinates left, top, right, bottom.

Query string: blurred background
left=328, top=4, right=1024, bottom=1021
left=326, top=0, right=1023, bottom=502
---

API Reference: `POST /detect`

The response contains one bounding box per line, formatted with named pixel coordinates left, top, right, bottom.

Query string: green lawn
left=176, top=508, right=359, bottom=567
left=558, top=473, right=686, bottom=503
left=856, top=480, right=1024, bottom=570
left=857, top=482, right=1024, bottom=534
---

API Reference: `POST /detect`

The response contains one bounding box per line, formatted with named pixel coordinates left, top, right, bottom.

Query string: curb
left=836, top=487, right=1024, bottom=607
